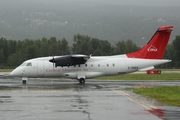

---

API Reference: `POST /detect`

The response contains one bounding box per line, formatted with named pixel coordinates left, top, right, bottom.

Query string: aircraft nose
left=10, top=69, right=20, bottom=77
left=10, top=70, right=16, bottom=76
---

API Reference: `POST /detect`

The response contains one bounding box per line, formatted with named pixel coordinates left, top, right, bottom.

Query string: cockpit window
left=20, top=63, right=26, bottom=66
left=20, top=62, right=32, bottom=67
left=26, top=63, right=32, bottom=66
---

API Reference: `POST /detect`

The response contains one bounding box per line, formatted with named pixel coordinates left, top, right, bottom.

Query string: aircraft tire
left=79, top=78, right=85, bottom=84
left=22, top=80, right=27, bottom=85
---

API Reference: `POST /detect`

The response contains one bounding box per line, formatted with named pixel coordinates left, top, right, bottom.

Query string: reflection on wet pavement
left=0, top=78, right=179, bottom=120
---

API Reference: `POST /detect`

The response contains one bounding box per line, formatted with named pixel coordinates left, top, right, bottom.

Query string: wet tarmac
left=0, top=77, right=180, bottom=120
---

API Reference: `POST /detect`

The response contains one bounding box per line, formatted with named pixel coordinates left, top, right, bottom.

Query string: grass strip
left=133, top=86, right=180, bottom=106
left=0, top=69, right=13, bottom=72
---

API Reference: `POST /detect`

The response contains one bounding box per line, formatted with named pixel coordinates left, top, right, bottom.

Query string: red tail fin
left=127, top=26, right=173, bottom=59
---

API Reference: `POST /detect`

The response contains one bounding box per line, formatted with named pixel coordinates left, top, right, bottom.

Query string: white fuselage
left=10, top=55, right=170, bottom=79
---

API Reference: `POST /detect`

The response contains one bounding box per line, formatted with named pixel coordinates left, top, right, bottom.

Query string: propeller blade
left=49, top=56, right=55, bottom=68
left=53, top=56, right=55, bottom=68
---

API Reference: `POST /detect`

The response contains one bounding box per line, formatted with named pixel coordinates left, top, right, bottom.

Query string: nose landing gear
left=79, top=78, right=85, bottom=84
left=22, top=80, right=27, bottom=84
left=22, top=77, right=28, bottom=85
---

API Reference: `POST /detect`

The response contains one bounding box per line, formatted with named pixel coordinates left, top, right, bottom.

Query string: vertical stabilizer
left=126, top=26, right=173, bottom=59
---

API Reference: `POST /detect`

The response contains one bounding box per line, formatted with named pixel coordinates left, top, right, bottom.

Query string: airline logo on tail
left=147, top=45, right=158, bottom=52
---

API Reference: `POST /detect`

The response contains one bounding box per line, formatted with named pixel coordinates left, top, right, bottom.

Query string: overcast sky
left=0, top=0, right=179, bottom=43
left=104, top=0, right=180, bottom=6
left=1, top=0, right=180, bottom=7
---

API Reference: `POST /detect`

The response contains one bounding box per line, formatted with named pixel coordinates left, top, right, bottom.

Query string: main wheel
left=79, top=78, right=85, bottom=84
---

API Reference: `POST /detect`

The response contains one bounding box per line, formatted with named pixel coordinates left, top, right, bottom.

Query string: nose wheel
left=79, top=78, right=85, bottom=84
left=22, top=80, right=27, bottom=84
left=22, top=77, right=28, bottom=85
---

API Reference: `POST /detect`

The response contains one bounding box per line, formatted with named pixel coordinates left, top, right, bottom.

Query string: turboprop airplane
left=10, top=26, right=173, bottom=84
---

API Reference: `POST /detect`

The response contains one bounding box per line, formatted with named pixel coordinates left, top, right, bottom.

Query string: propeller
left=53, top=56, right=55, bottom=68
left=49, top=56, right=56, bottom=68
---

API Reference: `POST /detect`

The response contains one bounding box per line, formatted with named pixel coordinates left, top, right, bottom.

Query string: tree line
left=0, top=34, right=180, bottom=68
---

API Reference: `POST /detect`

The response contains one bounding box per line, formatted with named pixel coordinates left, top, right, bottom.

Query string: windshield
left=20, top=63, right=26, bottom=66
left=20, top=62, right=32, bottom=67
left=26, top=63, right=32, bottom=66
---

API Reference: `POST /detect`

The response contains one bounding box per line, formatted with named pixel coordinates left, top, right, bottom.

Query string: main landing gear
left=79, top=78, right=85, bottom=84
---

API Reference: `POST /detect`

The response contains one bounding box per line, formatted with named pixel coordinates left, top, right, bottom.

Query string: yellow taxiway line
left=111, top=89, right=156, bottom=110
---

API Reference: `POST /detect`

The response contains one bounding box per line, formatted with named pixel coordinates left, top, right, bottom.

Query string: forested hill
left=0, top=0, right=180, bottom=46
left=0, top=35, right=180, bottom=68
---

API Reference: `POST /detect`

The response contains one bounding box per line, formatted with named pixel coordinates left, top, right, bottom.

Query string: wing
left=49, top=54, right=90, bottom=67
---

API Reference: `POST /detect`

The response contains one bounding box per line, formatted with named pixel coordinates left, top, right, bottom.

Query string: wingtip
left=168, top=60, right=172, bottom=62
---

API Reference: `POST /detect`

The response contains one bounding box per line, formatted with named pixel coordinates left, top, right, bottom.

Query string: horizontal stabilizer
left=139, top=66, right=154, bottom=71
